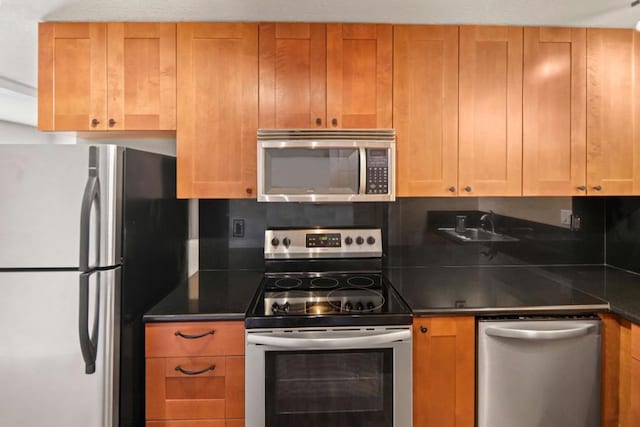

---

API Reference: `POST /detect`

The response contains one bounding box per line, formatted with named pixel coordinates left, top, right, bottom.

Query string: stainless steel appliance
left=257, top=129, right=395, bottom=202
left=478, top=316, right=601, bottom=427
left=245, top=227, right=412, bottom=427
left=0, top=145, right=188, bottom=427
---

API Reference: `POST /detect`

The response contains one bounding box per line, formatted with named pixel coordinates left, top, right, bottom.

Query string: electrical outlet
left=232, top=219, right=245, bottom=238
left=560, top=209, right=572, bottom=226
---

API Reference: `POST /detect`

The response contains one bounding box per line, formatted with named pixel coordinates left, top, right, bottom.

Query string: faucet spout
left=480, top=211, right=495, bottom=234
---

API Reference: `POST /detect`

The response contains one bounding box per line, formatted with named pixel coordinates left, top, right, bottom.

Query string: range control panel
left=265, top=228, right=382, bottom=259
left=365, top=149, right=389, bottom=194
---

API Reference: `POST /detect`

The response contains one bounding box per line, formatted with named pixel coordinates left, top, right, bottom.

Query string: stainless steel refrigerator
left=0, top=145, right=188, bottom=427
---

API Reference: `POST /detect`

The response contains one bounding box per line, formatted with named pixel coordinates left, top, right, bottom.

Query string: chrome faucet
left=480, top=211, right=495, bottom=234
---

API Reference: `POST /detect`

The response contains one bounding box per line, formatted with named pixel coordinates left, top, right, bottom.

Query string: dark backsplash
left=606, top=197, right=640, bottom=273
left=200, top=197, right=608, bottom=270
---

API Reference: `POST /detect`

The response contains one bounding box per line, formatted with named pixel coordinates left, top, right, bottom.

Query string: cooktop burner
left=244, top=227, right=412, bottom=329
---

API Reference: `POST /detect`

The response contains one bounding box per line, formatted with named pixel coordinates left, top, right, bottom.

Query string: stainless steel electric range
left=245, top=228, right=412, bottom=427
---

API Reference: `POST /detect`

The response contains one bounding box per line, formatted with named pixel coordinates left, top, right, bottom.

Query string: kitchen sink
left=436, top=227, right=520, bottom=243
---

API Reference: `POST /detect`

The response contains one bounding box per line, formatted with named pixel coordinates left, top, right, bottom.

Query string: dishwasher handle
left=485, top=324, right=595, bottom=341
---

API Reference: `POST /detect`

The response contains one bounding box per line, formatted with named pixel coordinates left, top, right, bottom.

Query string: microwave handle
left=359, top=147, right=367, bottom=195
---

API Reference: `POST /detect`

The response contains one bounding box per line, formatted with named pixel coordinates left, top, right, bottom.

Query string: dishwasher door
left=478, top=318, right=601, bottom=427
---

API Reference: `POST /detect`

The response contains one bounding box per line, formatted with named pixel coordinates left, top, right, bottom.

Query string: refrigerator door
left=0, top=144, right=122, bottom=269
left=0, top=268, right=120, bottom=427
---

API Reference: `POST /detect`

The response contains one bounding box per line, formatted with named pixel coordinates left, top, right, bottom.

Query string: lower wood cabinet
left=146, top=321, right=245, bottom=427
left=413, top=316, right=475, bottom=427
left=599, top=313, right=640, bottom=427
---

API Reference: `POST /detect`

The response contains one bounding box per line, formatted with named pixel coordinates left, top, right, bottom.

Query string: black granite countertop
left=143, top=270, right=263, bottom=322
left=144, top=265, right=640, bottom=325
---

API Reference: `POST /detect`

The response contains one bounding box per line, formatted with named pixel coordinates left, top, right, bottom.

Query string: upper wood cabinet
left=587, top=29, right=640, bottom=195
left=523, top=27, right=587, bottom=196
left=176, top=23, right=258, bottom=199
left=394, top=25, right=459, bottom=197
left=39, top=23, right=107, bottom=131
left=327, top=24, right=392, bottom=128
left=413, top=316, right=475, bottom=427
left=259, top=23, right=392, bottom=129
left=39, top=22, right=176, bottom=131
left=459, top=26, right=523, bottom=196
left=259, top=23, right=326, bottom=128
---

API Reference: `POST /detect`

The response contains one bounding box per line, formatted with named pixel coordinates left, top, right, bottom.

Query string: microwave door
left=359, top=147, right=367, bottom=195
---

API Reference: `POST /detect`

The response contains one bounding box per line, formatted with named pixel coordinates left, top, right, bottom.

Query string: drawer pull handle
left=175, top=364, right=216, bottom=376
left=174, top=330, right=215, bottom=339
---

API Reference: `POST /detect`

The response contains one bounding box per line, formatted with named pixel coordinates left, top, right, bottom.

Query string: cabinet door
left=413, top=317, right=475, bottom=427
left=107, top=23, right=176, bottom=130
left=394, top=25, right=458, bottom=196
left=38, top=23, right=107, bottom=131
left=587, top=29, right=640, bottom=195
left=259, top=23, right=326, bottom=128
left=326, top=24, right=392, bottom=128
left=459, top=26, right=523, bottom=196
left=177, top=23, right=258, bottom=199
left=523, top=27, right=587, bottom=196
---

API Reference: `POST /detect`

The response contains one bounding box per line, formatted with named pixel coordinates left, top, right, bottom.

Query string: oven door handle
left=247, top=330, right=411, bottom=348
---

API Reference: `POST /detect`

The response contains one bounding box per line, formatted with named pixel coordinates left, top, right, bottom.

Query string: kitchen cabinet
left=523, top=27, right=587, bottom=196
left=259, top=23, right=391, bottom=129
left=587, top=29, right=640, bottom=195
left=38, top=22, right=176, bottom=131
left=259, top=23, right=326, bottom=128
left=413, top=316, right=475, bottom=427
left=145, top=321, right=245, bottom=427
left=599, top=314, right=640, bottom=427
left=394, top=25, right=459, bottom=197
left=176, top=23, right=258, bottom=199
left=459, top=26, right=523, bottom=196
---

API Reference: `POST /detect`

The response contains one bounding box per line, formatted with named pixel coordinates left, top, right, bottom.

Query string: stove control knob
left=356, top=236, right=364, bottom=245
left=282, top=237, right=291, bottom=248
left=344, top=302, right=353, bottom=312
left=355, top=302, right=364, bottom=311
left=345, top=236, right=353, bottom=245
left=367, top=236, right=376, bottom=245
left=282, top=302, right=290, bottom=313
left=271, top=238, right=280, bottom=246
left=367, top=302, right=375, bottom=310
left=271, top=302, right=280, bottom=313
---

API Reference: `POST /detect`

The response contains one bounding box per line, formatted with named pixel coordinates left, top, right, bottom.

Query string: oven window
left=264, top=148, right=359, bottom=194
left=265, top=349, right=393, bottom=427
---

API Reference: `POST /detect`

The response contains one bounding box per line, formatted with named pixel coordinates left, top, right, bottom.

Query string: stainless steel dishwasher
left=478, top=316, right=601, bottom=427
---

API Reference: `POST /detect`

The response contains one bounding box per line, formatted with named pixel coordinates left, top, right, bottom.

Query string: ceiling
left=1, top=0, right=639, bottom=88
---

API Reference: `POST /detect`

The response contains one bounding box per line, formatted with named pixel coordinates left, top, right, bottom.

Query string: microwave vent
left=257, top=129, right=395, bottom=142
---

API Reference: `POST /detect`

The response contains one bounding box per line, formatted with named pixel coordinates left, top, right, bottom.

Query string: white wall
left=0, top=120, right=74, bottom=144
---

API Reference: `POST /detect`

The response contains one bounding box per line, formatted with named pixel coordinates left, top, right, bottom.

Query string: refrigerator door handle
left=79, top=270, right=101, bottom=374
left=79, top=147, right=101, bottom=273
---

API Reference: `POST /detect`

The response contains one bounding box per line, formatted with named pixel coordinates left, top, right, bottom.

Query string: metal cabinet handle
left=174, top=330, right=215, bottom=339
left=577, top=185, right=586, bottom=191
left=108, top=118, right=116, bottom=127
left=331, top=118, right=338, bottom=126
left=175, top=364, right=216, bottom=376
left=593, top=185, right=602, bottom=191
left=420, top=326, right=428, bottom=333
left=91, top=118, right=100, bottom=127
left=448, top=186, right=456, bottom=193
left=464, top=186, right=472, bottom=192
left=315, top=118, right=322, bottom=126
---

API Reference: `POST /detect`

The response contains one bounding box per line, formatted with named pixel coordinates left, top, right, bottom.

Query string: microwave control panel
left=365, top=149, right=389, bottom=194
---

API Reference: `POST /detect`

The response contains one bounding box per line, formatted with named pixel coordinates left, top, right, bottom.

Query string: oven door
left=245, top=326, right=412, bottom=427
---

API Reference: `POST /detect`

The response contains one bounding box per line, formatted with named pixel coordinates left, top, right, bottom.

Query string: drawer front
left=146, top=356, right=245, bottom=421
left=147, top=421, right=226, bottom=427
left=146, top=321, right=244, bottom=357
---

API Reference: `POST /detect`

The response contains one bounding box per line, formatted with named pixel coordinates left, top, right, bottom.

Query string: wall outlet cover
left=560, top=209, right=572, bottom=226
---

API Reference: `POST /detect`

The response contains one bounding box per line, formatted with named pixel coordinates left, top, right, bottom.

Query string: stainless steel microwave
left=257, top=129, right=396, bottom=202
